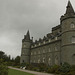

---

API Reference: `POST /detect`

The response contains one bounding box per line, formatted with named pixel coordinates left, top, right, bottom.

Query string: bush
left=60, top=62, right=71, bottom=73
left=46, top=65, right=60, bottom=73
left=38, top=63, right=47, bottom=72
left=0, top=59, right=8, bottom=75
left=68, top=71, right=75, bottom=75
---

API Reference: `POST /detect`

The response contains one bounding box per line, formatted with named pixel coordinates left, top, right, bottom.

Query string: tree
left=14, top=56, right=20, bottom=66
left=0, top=51, right=10, bottom=62
left=0, top=59, right=8, bottom=75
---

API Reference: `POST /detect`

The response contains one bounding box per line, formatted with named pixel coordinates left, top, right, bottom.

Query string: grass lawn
left=8, top=69, right=35, bottom=75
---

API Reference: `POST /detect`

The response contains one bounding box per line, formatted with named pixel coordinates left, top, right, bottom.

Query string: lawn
left=8, top=69, right=35, bottom=75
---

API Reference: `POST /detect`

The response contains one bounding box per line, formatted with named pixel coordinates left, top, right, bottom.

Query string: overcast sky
left=0, top=0, right=75, bottom=58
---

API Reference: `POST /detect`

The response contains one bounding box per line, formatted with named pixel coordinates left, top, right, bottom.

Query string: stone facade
left=20, top=1, right=75, bottom=65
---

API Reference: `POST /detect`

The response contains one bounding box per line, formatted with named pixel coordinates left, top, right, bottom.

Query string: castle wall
left=30, top=39, right=61, bottom=66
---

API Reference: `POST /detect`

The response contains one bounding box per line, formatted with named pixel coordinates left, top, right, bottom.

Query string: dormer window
left=49, top=39, right=51, bottom=42
left=43, top=41, right=45, bottom=44
left=71, top=23, right=75, bottom=28
left=55, top=37, right=57, bottom=40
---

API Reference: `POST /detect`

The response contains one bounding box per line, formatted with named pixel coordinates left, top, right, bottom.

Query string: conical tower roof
left=60, top=1, right=75, bottom=21
left=26, top=30, right=30, bottom=40
left=65, top=0, right=75, bottom=15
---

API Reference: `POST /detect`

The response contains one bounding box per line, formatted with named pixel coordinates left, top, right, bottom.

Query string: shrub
left=47, top=65, right=60, bottom=73
left=68, top=71, right=75, bottom=75
left=60, top=62, right=71, bottom=73
left=0, top=59, right=8, bottom=75
left=38, top=63, right=47, bottom=72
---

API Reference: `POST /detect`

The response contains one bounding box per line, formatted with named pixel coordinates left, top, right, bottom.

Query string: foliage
left=59, top=62, right=71, bottom=73
left=46, top=65, right=60, bottom=74
left=0, top=59, right=8, bottom=75
left=0, top=51, right=11, bottom=62
left=14, top=56, right=20, bottom=66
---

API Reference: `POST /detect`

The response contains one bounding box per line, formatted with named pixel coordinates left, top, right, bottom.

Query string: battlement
left=31, top=30, right=61, bottom=49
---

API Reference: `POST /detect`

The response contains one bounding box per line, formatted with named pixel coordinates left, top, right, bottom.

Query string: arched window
left=43, top=41, right=45, bottom=44
left=43, top=58, right=45, bottom=63
left=48, top=57, right=51, bottom=65
left=38, top=59, right=40, bottom=63
left=55, top=46, right=58, bottom=51
left=55, top=56, right=58, bottom=65
left=71, top=23, right=75, bottom=28
left=49, top=39, right=51, bottom=42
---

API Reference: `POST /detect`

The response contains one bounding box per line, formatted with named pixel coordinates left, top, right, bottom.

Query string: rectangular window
left=72, top=37, right=75, bottom=43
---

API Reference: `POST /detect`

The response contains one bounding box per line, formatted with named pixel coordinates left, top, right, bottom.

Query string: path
left=8, top=66, right=54, bottom=75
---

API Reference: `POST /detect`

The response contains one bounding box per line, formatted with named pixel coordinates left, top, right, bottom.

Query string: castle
left=20, top=1, right=75, bottom=66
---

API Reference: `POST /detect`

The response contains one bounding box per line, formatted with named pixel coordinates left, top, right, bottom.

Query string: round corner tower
left=60, top=1, right=75, bottom=65
left=20, top=30, right=31, bottom=64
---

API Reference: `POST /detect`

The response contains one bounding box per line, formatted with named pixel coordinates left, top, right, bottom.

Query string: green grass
left=8, top=69, right=35, bottom=75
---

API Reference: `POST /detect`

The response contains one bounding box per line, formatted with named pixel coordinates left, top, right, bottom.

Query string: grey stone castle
left=20, top=1, right=75, bottom=66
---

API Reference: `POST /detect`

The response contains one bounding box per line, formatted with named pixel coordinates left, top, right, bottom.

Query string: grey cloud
left=0, top=0, right=75, bottom=57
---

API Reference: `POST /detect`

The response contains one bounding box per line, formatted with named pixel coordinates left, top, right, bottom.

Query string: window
left=48, top=57, right=51, bottom=65
left=43, top=58, right=45, bottom=63
left=31, top=46, right=33, bottom=48
left=49, top=39, right=51, bottom=42
left=34, top=60, right=35, bottom=63
left=72, top=37, right=75, bottom=43
left=71, top=23, right=75, bottom=28
left=30, top=60, right=32, bottom=63
left=38, top=51, right=40, bottom=54
left=22, top=52, right=24, bottom=54
left=55, top=46, right=58, bottom=51
left=31, top=52, right=32, bottom=55
left=55, top=37, right=57, bottom=40
left=43, top=41, right=45, bottom=44
left=38, top=59, right=40, bottom=63
left=55, top=56, right=58, bottom=65
left=23, top=60, right=24, bottom=63
left=23, top=44, right=26, bottom=47
left=49, top=48, right=51, bottom=52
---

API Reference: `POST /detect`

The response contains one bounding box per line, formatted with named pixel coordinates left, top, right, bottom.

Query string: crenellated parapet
left=31, top=25, right=61, bottom=48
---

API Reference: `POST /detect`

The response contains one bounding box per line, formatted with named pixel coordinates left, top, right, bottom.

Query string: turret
left=20, top=30, right=31, bottom=64
left=61, top=1, right=75, bottom=65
